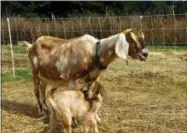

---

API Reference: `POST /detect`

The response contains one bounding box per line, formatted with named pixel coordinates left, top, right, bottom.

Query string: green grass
left=2, top=45, right=27, bottom=54
left=2, top=44, right=187, bottom=54
left=148, top=45, right=187, bottom=52
left=2, top=69, right=32, bottom=83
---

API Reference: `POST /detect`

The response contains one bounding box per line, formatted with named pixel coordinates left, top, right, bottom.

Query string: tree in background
left=1, top=1, right=186, bottom=18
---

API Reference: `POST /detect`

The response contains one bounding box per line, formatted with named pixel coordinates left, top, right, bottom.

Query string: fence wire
left=1, top=14, right=187, bottom=45
left=1, top=14, right=187, bottom=76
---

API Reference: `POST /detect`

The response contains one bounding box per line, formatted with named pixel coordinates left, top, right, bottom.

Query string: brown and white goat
left=19, top=29, right=148, bottom=115
left=47, top=81, right=104, bottom=133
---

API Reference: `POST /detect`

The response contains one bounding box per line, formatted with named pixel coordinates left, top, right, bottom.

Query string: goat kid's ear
left=115, top=33, right=129, bottom=60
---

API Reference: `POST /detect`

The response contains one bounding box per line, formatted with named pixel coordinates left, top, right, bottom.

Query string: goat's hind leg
left=39, top=81, right=49, bottom=116
left=33, top=76, right=43, bottom=116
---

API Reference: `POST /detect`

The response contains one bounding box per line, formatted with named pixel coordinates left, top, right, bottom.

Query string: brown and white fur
left=19, top=29, right=148, bottom=115
left=47, top=81, right=104, bottom=133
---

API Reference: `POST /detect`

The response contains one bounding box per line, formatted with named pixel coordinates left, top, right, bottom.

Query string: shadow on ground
left=2, top=100, right=40, bottom=118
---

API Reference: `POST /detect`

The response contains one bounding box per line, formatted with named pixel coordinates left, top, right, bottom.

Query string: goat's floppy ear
left=115, top=33, right=129, bottom=60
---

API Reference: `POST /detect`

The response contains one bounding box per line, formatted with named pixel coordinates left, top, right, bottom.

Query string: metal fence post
left=7, top=17, right=15, bottom=77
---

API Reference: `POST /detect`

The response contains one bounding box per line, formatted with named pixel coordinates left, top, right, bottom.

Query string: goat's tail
left=18, top=41, right=32, bottom=48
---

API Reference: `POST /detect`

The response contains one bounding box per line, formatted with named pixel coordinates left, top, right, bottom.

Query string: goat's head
left=82, top=81, right=105, bottom=99
left=115, top=29, right=148, bottom=61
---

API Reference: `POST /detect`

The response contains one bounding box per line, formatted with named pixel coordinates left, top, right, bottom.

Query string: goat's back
left=29, top=35, right=97, bottom=81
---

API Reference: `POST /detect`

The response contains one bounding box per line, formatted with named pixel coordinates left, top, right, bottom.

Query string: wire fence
left=1, top=13, right=187, bottom=45
left=1, top=13, right=187, bottom=76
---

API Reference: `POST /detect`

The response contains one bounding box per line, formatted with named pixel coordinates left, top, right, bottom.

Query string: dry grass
left=2, top=47, right=187, bottom=133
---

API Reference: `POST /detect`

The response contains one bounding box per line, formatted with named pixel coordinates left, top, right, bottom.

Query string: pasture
left=2, top=45, right=187, bottom=133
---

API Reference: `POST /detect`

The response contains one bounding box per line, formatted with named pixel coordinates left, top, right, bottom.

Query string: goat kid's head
left=82, top=81, right=105, bottom=99
left=115, top=29, right=148, bottom=61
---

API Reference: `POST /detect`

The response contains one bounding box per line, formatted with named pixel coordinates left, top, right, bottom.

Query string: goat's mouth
left=138, top=53, right=147, bottom=61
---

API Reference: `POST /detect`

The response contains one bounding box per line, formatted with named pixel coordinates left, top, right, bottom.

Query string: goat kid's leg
left=62, top=113, right=72, bottom=133
left=90, top=113, right=99, bottom=133
left=85, top=112, right=99, bottom=133
left=94, top=102, right=102, bottom=123
left=95, top=114, right=101, bottom=123
left=91, top=116, right=99, bottom=133
left=84, top=112, right=92, bottom=133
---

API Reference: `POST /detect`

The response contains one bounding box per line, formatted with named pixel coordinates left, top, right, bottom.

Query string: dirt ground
left=2, top=49, right=187, bottom=133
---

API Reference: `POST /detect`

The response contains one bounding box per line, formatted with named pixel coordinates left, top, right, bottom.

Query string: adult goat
left=19, top=29, right=148, bottom=115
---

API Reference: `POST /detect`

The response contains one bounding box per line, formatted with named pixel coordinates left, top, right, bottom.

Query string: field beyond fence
left=1, top=14, right=187, bottom=45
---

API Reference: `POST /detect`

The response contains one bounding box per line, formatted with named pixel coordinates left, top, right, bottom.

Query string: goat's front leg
left=45, top=84, right=53, bottom=109
left=47, top=110, right=57, bottom=133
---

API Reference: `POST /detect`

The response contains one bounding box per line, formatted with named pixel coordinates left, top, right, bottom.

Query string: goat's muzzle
left=138, top=48, right=148, bottom=61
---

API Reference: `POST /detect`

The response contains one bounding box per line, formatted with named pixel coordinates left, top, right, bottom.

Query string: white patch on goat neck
left=33, top=56, right=38, bottom=69
left=82, top=34, right=99, bottom=55
left=56, top=56, right=68, bottom=71
left=82, top=34, right=98, bottom=43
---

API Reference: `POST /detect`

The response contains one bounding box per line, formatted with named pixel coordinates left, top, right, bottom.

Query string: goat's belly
left=38, top=74, right=68, bottom=87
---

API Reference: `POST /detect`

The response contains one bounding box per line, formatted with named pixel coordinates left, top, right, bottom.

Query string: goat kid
left=47, top=81, right=104, bottom=133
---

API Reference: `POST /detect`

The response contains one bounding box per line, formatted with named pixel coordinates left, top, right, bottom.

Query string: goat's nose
left=143, top=52, right=148, bottom=58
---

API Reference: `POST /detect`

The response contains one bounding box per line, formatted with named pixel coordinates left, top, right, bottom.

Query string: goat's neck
left=98, top=34, right=119, bottom=67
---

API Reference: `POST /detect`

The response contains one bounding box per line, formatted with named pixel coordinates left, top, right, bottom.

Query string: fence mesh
left=1, top=13, right=187, bottom=75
